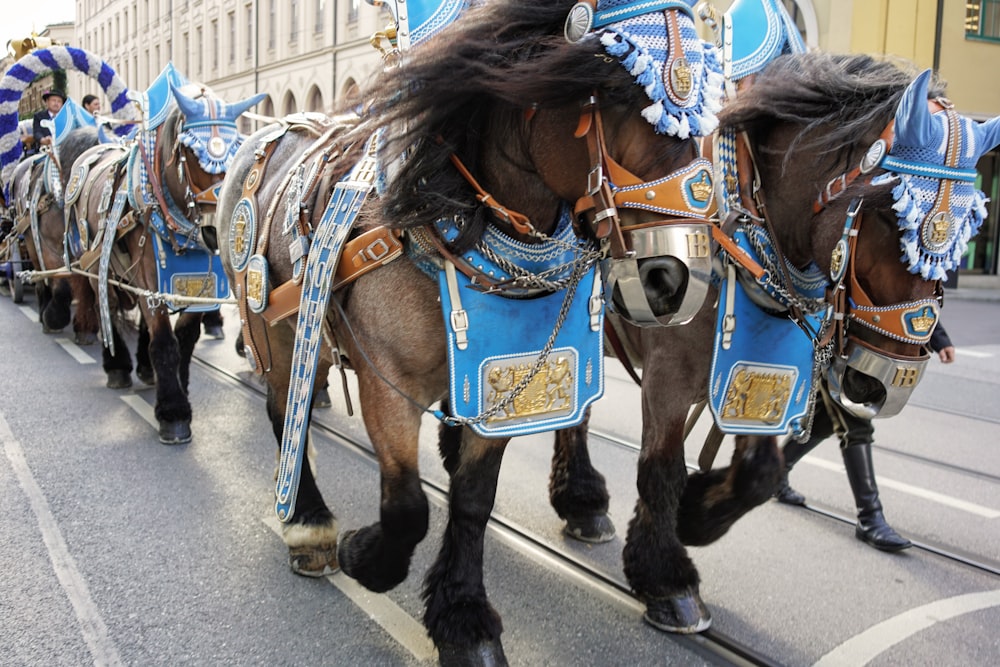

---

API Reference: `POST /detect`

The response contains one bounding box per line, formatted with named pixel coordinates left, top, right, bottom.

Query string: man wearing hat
left=31, top=89, right=66, bottom=153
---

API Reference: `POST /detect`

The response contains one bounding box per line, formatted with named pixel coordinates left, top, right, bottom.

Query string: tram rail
left=192, top=353, right=783, bottom=666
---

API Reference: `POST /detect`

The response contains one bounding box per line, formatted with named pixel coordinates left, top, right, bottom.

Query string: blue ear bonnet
left=592, top=0, right=724, bottom=138
left=176, top=98, right=245, bottom=175
left=870, top=71, right=1000, bottom=280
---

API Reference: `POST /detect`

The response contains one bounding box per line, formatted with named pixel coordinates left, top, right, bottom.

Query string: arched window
left=283, top=91, right=298, bottom=116
left=306, top=86, right=324, bottom=113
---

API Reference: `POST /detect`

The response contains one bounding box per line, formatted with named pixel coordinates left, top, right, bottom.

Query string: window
left=291, top=0, right=299, bottom=41
left=966, top=0, right=1000, bottom=41
left=315, top=0, right=325, bottom=34
left=348, top=0, right=360, bottom=24
left=246, top=4, right=254, bottom=58
left=268, top=0, right=276, bottom=49
left=212, top=20, right=219, bottom=70
left=183, top=32, right=189, bottom=74
left=228, top=12, right=236, bottom=64
left=196, top=26, right=203, bottom=74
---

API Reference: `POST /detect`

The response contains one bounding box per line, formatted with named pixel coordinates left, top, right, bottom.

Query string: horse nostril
left=842, top=368, right=886, bottom=406
left=638, top=257, right=688, bottom=317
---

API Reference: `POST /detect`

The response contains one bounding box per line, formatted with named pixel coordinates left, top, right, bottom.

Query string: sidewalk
left=945, top=274, right=1000, bottom=302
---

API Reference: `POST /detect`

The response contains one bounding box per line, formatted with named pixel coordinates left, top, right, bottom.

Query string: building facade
left=5, top=0, right=999, bottom=276
left=72, top=0, right=390, bottom=133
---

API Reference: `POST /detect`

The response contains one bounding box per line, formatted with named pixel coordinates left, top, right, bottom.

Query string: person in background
left=775, top=323, right=956, bottom=552
left=32, top=89, right=66, bottom=150
left=82, top=94, right=101, bottom=115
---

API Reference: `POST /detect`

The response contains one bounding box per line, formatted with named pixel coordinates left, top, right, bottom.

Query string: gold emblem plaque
left=719, top=363, right=797, bottom=426
left=172, top=273, right=217, bottom=299
left=483, top=350, right=577, bottom=425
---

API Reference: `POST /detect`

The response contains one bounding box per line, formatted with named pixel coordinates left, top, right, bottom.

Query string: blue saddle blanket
left=150, top=234, right=228, bottom=312
left=708, top=270, right=823, bottom=436
left=440, top=266, right=605, bottom=438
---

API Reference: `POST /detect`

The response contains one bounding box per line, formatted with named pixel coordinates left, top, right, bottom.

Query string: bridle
left=724, top=98, right=959, bottom=418
left=443, top=0, right=721, bottom=325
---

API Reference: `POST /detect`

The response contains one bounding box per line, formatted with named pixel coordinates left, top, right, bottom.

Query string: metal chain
left=743, top=226, right=827, bottom=315
left=442, top=255, right=594, bottom=427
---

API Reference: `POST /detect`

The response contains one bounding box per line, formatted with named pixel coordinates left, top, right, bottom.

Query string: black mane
left=360, top=0, right=651, bottom=235
left=718, top=52, right=945, bottom=173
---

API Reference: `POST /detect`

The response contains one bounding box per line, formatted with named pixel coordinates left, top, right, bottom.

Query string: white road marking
left=813, top=589, right=1000, bottom=666
left=956, top=349, right=993, bottom=358
left=54, top=337, right=97, bottom=364
left=18, top=305, right=36, bottom=321
left=120, top=394, right=159, bottom=429
left=805, top=457, right=1000, bottom=518
left=262, top=516, right=436, bottom=662
left=0, top=413, right=124, bottom=667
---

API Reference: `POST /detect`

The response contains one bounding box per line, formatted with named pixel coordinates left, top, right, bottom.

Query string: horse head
left=161, top=83, right=265, bottom=219
left=826, top=69, right=1000, bottom=417
left=371, top=0, right=721, bottom=314
left=720, top=54, right=1000, bottom=419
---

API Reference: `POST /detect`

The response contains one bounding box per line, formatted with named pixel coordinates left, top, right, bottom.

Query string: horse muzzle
left=600, top=222, right=713, bottom=327
left=826, top=340, right=929, bottom=419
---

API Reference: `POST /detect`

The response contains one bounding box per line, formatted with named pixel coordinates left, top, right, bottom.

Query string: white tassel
left=641, top=101, right=664, bottom=127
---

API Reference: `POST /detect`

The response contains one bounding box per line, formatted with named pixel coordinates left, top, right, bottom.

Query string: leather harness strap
left=235, top=140, right=278, bottom=374
left=260, top=226, right=405, bottom=325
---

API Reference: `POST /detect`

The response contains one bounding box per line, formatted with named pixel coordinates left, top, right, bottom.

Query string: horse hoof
left=106, top=369, right=133, bottom=389
left=289, top=542, right=339, bottom=577
left=437, top=639, right=508, bottom=667
left=643, top=588, right=712, bottom=634
left=312, top=387, right=332, bottom=409
left=158, top=421, right=192, bottom=445
left=74, top=331, right=97, bottom=346
left=137, top=367, right=156, bottom=386
left=41, top=324, right=64, bottom=334
left=563, top=513, right=616, bottom=543
left=204, top=325, right=225, bottom=340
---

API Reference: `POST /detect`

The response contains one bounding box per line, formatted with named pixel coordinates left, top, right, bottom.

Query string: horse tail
left=0, top=45, right=138, bottom=198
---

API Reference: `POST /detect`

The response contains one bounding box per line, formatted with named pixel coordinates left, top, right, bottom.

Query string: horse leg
left=102, top=321, right=134, bottom=389
left=550, top=410, right=615, bottom=543
left=36, top=282, right=56, bottom=331
left=264, top=367, right=340, bottom=577
left=173, top=312, right=202, bottom=393
left=41, top=277, right=73, bottom=332
left=424, top=417, right=508, bottom=666
left=135, top=321, right=155, bottom=385
left=70, top=275, right=98, bottom=345
left=337, top=392, right=430, bottom=593
left=623, top=405, right=710, bottom=634
left=676, top=434, right=783, bottom=546
left=143, top=305, right=192, bottom=444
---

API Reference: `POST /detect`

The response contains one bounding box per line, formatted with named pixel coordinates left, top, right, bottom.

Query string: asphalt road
left=1, top=289, right=998, bottom=666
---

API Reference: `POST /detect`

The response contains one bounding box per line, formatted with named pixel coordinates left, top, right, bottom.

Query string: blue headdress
left=871, top=70, right=1000, bottom=280
left=568, top=0, right=724, bottom=139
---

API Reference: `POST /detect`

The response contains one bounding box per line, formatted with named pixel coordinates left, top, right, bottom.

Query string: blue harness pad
left=709, top=272, right=823, bottom=436
left=149, top=233, right=229, bottom=312
left=440, top=266, right=604, bottom=438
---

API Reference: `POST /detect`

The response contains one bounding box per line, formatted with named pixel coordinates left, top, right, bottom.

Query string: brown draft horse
left=67, top=75, right=262, bottom=443
left=547, top=52, right=1000, bottom=633
left=217, top=1, right=722, bottom=662
left=8, top=129, right=101, bottom=340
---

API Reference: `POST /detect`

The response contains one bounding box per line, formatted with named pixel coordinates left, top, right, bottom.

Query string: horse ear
left=169, top=83, right=205, bottom=120
left=227, top=93, right=267, bottom=120
left=976, top=116, right=1000, bottom=154
left=893, top=69, right=935, bottom=148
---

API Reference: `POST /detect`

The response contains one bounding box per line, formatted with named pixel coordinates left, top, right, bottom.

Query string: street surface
left=0, top=288, right=998, bottom=666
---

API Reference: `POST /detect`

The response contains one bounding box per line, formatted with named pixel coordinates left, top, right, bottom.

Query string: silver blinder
left=600, top=222, right=713, bottom=327
left=826, top=344, right=929, bottom=419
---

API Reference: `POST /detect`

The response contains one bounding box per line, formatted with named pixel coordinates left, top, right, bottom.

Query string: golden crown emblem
left=688, top=171, right=713, bottom=202
left=907, top=306, right=937, bottom=334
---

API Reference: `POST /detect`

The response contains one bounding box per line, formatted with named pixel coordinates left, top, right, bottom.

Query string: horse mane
left=57, top=128, right=98, bottom=183
left=718, top=52, right=946, bottom=174
left=361, top=0, right=652, bottom=243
